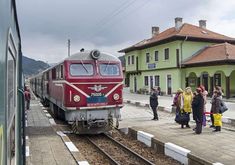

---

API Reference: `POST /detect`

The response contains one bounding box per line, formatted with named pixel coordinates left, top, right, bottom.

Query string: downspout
left=180, top=36, right=188, bottom=88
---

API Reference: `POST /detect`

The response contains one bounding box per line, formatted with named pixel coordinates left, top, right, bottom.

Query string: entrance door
left=134, top=77, right=137, bottom=93
left=202, top=73, right=208, bottom=91
left=136, top=57, right=139, bottom=71
left=150, top=76, right=154, bottom=90
left=167, top=75, right=172, bottom=95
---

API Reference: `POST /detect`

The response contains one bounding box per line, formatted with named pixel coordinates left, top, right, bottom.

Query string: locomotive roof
left=64, top=50, right=120, bottom=62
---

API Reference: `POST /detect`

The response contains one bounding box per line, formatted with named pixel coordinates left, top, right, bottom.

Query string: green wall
left=124, top=39, right=235, bottom=96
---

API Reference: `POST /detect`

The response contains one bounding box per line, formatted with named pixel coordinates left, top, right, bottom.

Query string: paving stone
left=26, top=100, right=77, bottom=165
left=120, top=103, right=235, bottom=165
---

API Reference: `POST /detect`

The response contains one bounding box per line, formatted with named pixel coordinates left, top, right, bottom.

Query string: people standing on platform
left=192, top=88, right=204, bottom=134
left=172, top=88, right=183, bottom=124
left=150, top=88, right=159, bottom=120
left=211, top=90, right=223, bottom=132
left=199, top=85, right=208, bottom=111
left=210, top=86, right=222, bottom=128
left=172, top=88, right=183, bottom=113
left=157, top=86, right=161, bottom=96
left=199, top=85, right=208, bottom=126
left=24, top=87, right=31, bottom=110
left=181, top=87, right=193, bottom=128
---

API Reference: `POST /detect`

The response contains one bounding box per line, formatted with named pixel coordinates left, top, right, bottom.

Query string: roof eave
left=182, top=59, right=235, bottom=67
left=119, top=35, right=235, bottom=54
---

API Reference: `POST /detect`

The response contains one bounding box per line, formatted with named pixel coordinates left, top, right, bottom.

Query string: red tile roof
left=183, top=43, right=235, bottom=65
left=119, top=23, right=235, bottom=53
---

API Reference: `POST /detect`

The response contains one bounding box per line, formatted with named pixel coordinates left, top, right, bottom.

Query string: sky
left=16, top=0, right=235, bottom=63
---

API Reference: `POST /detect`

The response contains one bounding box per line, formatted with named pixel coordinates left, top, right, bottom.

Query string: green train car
left=0, top=0, right=24, bottom=164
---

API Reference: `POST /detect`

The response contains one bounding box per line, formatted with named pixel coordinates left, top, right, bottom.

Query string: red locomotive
left=30, top=50, right=123, bottom=134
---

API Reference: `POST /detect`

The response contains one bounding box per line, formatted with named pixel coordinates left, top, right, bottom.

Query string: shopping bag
left=213, top=113, right=222, bottom=126
left=219, top=100, right=228, bottom=113
left=202, top=114, right=206, bottom=126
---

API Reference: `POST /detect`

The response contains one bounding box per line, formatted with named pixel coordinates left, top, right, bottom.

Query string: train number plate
left=87, top=96, right=107, bottom=106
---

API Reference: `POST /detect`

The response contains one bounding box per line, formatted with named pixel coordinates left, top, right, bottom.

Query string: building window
left=155, top=75, right=160, bottom=86
left=146, top=53, right=150, bottom=63
left=164, top=48, right=169, bottom=60
left=144, top=76, right=148, bottom=86
left=131, top=55, right=134, bottom=64
left=154, top=51, right=158, bottom=61
left=128, top=56, right=130, bottom=65
left=176, top=49, right=180, bottom=67
left=214, top=74, right=221, bottom=86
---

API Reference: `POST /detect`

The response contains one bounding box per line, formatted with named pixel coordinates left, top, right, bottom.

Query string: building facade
left=119, top=18, right=235, bottom=98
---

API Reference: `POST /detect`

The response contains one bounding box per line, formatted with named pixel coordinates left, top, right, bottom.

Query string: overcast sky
left=16, top=0, right=235, bottom=63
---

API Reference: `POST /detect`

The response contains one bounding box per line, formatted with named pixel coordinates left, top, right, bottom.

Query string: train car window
left=7, top=33, right=17, bottom=126
left=7, top=51, right=15, bottom=124
left=60, top=65, right=64, bottom=78
left=52, top=68, right=56, bottom=80
left=56, top=66, right=60, bottom=79
left=70, top=64, right=94, bottom=76
left=46, top=72, right=49, bottom=80
left=99, top=64, right=120, bottom=76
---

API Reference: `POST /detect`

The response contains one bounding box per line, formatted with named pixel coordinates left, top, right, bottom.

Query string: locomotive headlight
left=113, top=93, right=120, bottom=101
left=73, top=95, right=80, bottom=102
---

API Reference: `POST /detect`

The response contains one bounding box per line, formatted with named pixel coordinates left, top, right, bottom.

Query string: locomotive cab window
left=99, top=63, right=120, bottom=76
left=70, top=63, right=94, bottom=76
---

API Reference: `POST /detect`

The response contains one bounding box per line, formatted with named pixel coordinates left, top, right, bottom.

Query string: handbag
left=219, top=100, right=228, bottom=113
left=175, top=112, right=189, bottom=124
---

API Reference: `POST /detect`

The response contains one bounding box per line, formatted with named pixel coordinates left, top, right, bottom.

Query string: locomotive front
left=62, top=50, right=123, bottom=134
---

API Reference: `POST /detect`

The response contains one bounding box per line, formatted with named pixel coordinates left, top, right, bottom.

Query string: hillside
left=22, top=56, right=50, bottom=77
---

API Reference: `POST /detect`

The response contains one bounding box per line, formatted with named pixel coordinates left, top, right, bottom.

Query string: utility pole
left=68, top=39, right=70, bottom=57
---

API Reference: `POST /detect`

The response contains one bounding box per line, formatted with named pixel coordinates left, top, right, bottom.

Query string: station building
left=119, top=18, right=235, bottom=99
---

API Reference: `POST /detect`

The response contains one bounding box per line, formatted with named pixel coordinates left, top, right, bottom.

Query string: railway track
left=47, top=106, right=180, bottom=165
left=86, top=133, right=155, bottom=165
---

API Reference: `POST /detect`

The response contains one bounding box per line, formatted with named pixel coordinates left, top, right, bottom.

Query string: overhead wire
left=86, top=0, right=138, bottom=40
left=87, top=0, right=151, bottom=40
left=94, top=0, right=136, bottom=27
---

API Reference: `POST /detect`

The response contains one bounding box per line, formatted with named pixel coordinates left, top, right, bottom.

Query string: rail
left=86, top=136, right=120, bottom=165
left=86, top=133, right=155, bottom=165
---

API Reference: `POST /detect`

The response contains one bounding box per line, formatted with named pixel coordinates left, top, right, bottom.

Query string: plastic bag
left=213, top=113, right=222, bottom=126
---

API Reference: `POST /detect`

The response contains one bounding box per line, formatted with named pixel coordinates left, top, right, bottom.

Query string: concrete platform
left=119, top=103, right=235, bottom=165
left=26, top=98, right=78, bottom=165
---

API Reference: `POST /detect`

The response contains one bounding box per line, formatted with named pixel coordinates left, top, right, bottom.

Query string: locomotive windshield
left=99, top=63, right=120, bottom=76
left=70, top=63, right=94, bottom=76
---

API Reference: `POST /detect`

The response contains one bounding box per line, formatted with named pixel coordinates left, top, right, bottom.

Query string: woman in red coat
left=24, top=88, right=31, bottom=110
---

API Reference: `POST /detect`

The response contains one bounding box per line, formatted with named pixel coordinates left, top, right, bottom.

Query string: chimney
left=152, top=26, right=159, bottom=37
left=199, top=20, right=206, bottom=29
left=175, top=17, right=183, bottom=30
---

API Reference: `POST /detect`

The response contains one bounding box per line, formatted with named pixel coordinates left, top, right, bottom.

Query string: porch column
left=185, top=77, right=189, bottom=87
left=197, top=77, right=200, bottom=87
left=210, top=76, right=214, bottom=97
left=226, top=76, right=230, bottom=99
